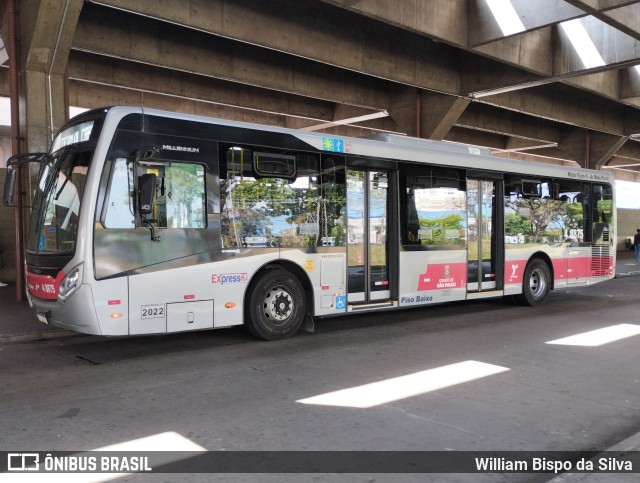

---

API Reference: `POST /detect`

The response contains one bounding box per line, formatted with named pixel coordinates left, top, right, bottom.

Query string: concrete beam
left=388, top=85, right=418, bottom=136
left=422, top=93, right=471, bottom=140
left=589, top=132, right=630, bottom=168
left=503, top=137, right=559, bottom=152
left=562, top=0, right=639, bottom=14
left=620, top=66, right=640, bottom=101
left=76, top=2, right=639, bottom=143
left=457, top=102, right=560, bottom=145
left=601, top=4, right=640, bottom=41
left=563, top=70, right=621, bottom=100
left=538, top=127, right=630, bottom=168
left=468, top=0, right=583, bottom=47
left=67, top=51, right=336, bottom=124
left=69, top=80, right=289, bottom=127
left=89, top=0, right=462, bottom=95
left=299, top=110, right=389, bottom=132
left=555, top=16, right=640, bottom=76
left=613, top=136, right=640, bottom=158
left=564, top=0, right=640, bottom=40
left=388, top=88, right=470, bottom=139
left=74, top=4, right=390, bottom=111
left=445, top=126, right=507, bottom=150
left=480, top=83, right=628, bottom=135
left=318, top=0, right=468, bottom=47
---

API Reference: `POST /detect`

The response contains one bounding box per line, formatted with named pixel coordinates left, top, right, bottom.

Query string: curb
left=0, top=329, right=79, bottom=345
left=614, top=270, right=640, bottom=278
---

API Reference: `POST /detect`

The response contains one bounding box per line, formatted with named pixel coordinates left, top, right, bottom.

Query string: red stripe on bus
left=505, top=256, right=614, bottom=283
left=26, top=271, right=65, bottom=300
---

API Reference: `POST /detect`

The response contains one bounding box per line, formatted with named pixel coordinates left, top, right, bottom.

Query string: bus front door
left=467, top=177, right=503, bottom=293
left=346, top=169, right=391, bottom=305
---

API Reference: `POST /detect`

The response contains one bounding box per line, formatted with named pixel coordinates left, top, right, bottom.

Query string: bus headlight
left=58, top=265, right=82, bottom=302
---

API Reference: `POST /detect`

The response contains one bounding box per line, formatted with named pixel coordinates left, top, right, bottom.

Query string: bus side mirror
left=3, top=167, right=16, bottom=206
left=137, top=173, right=156, bottom=215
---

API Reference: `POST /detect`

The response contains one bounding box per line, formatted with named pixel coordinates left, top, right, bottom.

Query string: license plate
left=36, top=312, right=48, bottom=324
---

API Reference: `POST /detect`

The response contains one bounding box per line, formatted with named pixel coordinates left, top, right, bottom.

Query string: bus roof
left=94, top=106, right=614, bottom=185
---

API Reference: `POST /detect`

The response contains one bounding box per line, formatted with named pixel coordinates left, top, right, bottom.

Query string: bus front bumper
left=28, top=283, right=103, bottom=335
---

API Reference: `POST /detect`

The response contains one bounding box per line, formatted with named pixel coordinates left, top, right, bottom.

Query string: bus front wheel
left=245, top=269, right=306, bottom=340
left=516, top=259, right=551, bottom=306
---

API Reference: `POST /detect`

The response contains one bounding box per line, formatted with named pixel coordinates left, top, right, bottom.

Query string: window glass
left=29, top=149, right=90, bottom=253
left=556, top=180, right=584, bottom=243
left=103, top=158, right=134, bottom=228
left=254, top=152, right=296, bottom=178
left=160, top=163, right=206, bottom=228
left=401, top=166, right=466, bottom=249
left=504, top=176, right=583, bottom=245
left=320, top=156, right=346, bottom=246
left=220, top=146, right=321, bottom=247
left=592, top=183, right=613, bottom=245
left=103, top=160, right=206, bottom=229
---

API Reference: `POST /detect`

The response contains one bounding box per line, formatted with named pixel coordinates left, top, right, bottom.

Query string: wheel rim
left=528, top=268, right=547, bottom=298
left=263, top=286, right=294, bottom=323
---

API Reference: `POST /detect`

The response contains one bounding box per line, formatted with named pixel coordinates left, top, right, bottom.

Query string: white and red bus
left=4, top=107, right=615, bottom=340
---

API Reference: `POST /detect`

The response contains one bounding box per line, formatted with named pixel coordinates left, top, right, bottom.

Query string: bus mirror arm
left=3, top=152, right=48, bottom=207
left=142, top=216, right=160, bottom=242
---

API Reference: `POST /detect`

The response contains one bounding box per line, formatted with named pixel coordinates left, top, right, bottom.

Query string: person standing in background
left=635, top=229, right=640, bottom=262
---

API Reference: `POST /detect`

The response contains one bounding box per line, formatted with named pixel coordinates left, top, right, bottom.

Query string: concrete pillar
left=18, top=0, right=83, bottom=152
left=1, top=0, right=82, bottom=290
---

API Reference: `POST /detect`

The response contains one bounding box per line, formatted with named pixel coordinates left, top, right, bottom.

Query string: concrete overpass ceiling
left=1, top=0, right=639, bottom=178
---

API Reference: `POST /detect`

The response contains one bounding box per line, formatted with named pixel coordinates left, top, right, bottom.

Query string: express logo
left=212, top=273, right=248, bottom=285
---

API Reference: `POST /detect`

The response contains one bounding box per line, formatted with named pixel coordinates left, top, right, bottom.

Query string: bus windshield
left=27, top=147, right=92, bottom=254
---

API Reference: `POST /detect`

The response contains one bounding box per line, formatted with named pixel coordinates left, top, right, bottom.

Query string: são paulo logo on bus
left=212, top=272, right=248, bottom=285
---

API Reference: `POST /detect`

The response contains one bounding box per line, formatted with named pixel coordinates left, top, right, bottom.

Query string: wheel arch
left=245, top=259, right=314, bottom=315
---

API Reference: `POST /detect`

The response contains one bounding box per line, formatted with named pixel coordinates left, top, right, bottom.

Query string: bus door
left=346, top=169, right=394, bottom=305
left=466, top=173, right=504, bottom=294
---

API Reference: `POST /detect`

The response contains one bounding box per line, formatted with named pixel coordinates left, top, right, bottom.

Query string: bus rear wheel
left=245, top=269, right=306, bottom=340
left=516, top=259, right=551, bottom=306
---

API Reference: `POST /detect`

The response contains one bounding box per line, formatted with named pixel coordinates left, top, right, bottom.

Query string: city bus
left=3, top=106, right=615, bottom=340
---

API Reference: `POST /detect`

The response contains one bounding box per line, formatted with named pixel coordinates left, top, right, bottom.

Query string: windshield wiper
left=55, top=169, right=71, bottom=201
left=42, top=145, right=74, bottom=198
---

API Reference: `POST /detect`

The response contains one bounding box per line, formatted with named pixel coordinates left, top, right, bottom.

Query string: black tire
left=245, top=269, right=306, bottom=340
left=515, top=258, right=551, bottom=306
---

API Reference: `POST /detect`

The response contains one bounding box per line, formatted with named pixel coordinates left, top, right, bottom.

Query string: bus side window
left=220, top=145, right=322, bottom=248
left=320, top=156, right=346, bottom=246
left=159, top=162, right=206, bottom=229
left=555, top=180, right=584, bottom=243
left=592, top=183, right=613, bottom=245
left=400, top=166, right=466, bottom=249
left=103, top=158, right=135, bottom=228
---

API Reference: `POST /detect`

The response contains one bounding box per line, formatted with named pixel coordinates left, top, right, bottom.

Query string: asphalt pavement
left=0, top=252, right=640, bottom=483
